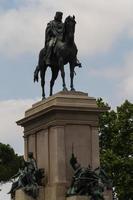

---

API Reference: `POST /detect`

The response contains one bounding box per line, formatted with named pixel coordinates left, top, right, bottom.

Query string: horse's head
left=63, top=15, right=76, bottom=42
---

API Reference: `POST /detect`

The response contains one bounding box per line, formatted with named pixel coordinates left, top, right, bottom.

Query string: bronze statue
left=25, top=152, right=38, bottom=185
left=67, top=152, right=112, bottom=200
left=34, top=12, right=81, bottom=99
left=8, top=152, right=45, bottom=199
left=7, top=159, right=27, bottom=199
left=44, top=11, right=64, bottom=66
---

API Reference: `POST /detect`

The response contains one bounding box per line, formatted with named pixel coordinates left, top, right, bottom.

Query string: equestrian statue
left=34, top=11, right=81, bottom=99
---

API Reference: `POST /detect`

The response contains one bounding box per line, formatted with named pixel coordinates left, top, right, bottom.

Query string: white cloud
left=0, top=0, right=133, bottom=57
left=87, top=51, right=133, bottom=105
left=117, top=52, right=133, bottom=101
left=0, top=99, right=36, bottom=154
left=88, top=66, right=121, bottom=79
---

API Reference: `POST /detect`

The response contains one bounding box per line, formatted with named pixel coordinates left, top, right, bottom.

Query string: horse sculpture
left=34, top=15, right=81, bottom=99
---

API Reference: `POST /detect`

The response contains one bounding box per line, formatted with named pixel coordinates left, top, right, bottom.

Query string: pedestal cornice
left=17, top=91, right=107, bottom=131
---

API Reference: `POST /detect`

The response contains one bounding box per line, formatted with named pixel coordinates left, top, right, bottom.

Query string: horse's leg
left=40, top=65, right=47, bottom=99
left=34, top=48, right=44, bottom=82
left=50, top=67, right=59, bottom=96
left=59, top=58, right=67, bottom=91
left=34, top=65, right=40, bottom=82
left=70, top=62, right=75, bottom=91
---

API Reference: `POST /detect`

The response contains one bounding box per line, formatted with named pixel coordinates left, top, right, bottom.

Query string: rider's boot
left=45, top=44, right=53, bottom=66
left=45, top=57, right=51, bottom=66
left=74, top=58, right=82, bottom=68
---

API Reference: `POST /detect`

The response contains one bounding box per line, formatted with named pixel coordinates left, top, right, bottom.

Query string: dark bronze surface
left=8, top=152, right=45, bottom=199
left=34, top=12, right=82, bottom=99
left=67, top=153, right=112, bottom=200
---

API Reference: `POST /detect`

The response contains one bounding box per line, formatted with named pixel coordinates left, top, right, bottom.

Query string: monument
left=34, top=12, right=81, bottom=98
left=13, top=12, right=112, bottom=200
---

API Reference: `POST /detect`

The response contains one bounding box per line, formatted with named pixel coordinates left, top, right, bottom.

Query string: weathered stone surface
left=15, top=187, right=45, bottom=200
left=25, top=91, right=97, bottom=118
left=104, top=190, right=113, bottom=200
left=66, top=193, right=112, bottom=200
left=17, top=92, right=106, bottom=134
left=45, top=184, right=67, bottom=200
left=16, top=91, right=110, bottom=200
left=66, top=196, right=91, bottom=200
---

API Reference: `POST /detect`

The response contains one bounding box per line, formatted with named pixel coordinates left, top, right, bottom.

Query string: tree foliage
left=0, top=143, right=22, bottom=182
left=97, top=98, right=133, bottom=199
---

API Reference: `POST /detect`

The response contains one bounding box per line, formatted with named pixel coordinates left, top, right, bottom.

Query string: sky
left=0, top=0, right=133, bottom=155
left=0, top=0, right=133, bottom=199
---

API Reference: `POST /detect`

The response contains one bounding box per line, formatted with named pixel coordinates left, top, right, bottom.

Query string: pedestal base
left=45, top=184, right=66, bottom=200
left=17, top=91, right=111, bottom=200
left=67, top=196, right=90, bottom=200
left=104, top=190, right=113, bottom=200
left=66, top=194, right=112, bottom=200
left=15, top=187, right=44, bottom=200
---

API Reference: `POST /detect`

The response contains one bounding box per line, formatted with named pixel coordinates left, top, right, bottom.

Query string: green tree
left=97, top=99, right=133, bottom=200
left=0, top=143, right=22, bottom=182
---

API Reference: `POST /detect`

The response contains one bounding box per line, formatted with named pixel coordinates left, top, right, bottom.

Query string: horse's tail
left=34, top=65, right=40, bottom=82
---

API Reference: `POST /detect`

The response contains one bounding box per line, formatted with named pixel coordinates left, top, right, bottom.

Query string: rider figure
left=44, top=12, right=81, bottom=67
left=44, top=11, right=64, bottom=66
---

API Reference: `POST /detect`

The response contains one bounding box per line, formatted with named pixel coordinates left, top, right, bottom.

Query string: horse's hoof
left=42, top=96, right=46, bottom=100
left=71, top=88, right=75, bottom=91
left=33, top=76, right=38, bottom=82
left=63, top=87, right=68, bottom=91
left=78, top=63, right=82, bottom=68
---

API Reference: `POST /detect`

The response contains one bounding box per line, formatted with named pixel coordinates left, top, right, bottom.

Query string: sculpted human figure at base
left=67, top=152, right=112, bottom=200
left=8, top=152, right=44, bottom=199
left=25, top=152, right=38, bottom=184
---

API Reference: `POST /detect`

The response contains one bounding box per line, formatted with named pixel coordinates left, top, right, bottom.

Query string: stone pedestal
left=104, top=190, right=113, bottom=200
left=15, top=187, right=44, bottom=200
left=17, top=91, right=108, bottom=200
left=67, top=196, right=91, bottom=200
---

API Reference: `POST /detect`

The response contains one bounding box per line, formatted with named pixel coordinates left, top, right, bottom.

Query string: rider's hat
left=55, top=11, right=63, bottom=17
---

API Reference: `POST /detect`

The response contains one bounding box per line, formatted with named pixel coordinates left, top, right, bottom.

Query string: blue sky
left=0, top=0, right=133, bottom=154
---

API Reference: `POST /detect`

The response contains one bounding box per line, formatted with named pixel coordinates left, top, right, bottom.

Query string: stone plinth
left=17, top=91, right=107, bottom=200
left=66, top=193, right=112, bottom=200
left=67, top=196, right=91, bottom=200
left=15, top=187, right=44, bottom=200
left=104, top=190, right=113, bottom=200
